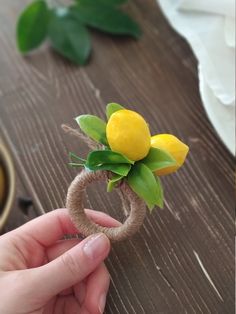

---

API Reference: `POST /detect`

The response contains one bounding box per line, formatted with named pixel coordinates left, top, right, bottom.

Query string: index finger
left=12, top=208, right=121, bottom=247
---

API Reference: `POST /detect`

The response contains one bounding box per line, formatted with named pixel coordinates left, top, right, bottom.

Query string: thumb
left=30, top=233, right=110, bottom=298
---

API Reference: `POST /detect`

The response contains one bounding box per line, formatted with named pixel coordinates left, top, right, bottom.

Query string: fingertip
left=98, top=292, right=107, bottom=314
left=83, top=233, right=110, bottom=261
left=34, top=234, right=111, bottom=298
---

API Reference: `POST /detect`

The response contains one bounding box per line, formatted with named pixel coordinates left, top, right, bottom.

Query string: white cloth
left=158, top=0, right=235, bottom=155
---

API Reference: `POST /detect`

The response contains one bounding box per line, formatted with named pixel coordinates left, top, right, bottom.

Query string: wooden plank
left=2, top=170, right=37, bottom=233
left=0, top=0, right=234, bottom=312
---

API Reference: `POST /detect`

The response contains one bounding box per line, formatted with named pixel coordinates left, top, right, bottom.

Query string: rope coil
left=66, top=169, right=146, bottom=241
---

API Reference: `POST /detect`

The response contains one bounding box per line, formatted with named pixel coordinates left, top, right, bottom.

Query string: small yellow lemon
left=106, top=109, right=151, bottom=161
left=151, top=134, right=189, bottom=175
left=0, top=166, right=5, bottom=205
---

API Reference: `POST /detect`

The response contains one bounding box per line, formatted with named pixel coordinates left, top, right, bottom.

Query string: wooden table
left=0, top=0, right=234, bottom=313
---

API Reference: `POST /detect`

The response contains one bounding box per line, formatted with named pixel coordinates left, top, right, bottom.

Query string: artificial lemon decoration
left=71, top=103, right=190, bottom=212
left=151, top=134, right=189, bottom=175
left=106, top=109, right=151, bottom=161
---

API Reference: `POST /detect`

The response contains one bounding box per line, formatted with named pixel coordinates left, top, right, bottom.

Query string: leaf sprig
left=16, top=0, right=141, bottom=65
left=69, top=103, right=177, bottom=211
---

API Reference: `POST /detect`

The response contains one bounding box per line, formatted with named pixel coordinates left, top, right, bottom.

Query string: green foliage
left=86, top=150, right=133, bottom=167
left=17, top=0, right=48, bottom=53
left=76, top=115, right=108, bottom=146
left=71, top=3, right=141, bottom=38
left=127, top=163, right=163, bottom=211
left=48, top=8, right=91, bottom=65
left=68, top=162, right=84, bottom=167
left=141, top=147, right=176, bottom=172
left=87, top=162, right=131, bottom=176
left=67, top=104, right=179, bottom=212
left=106, top=103, right=124, bottom=119
left=86, top=150, right=132, bottom=176
left=69, top=152, right=86, bottom=163
left=68, top=152, right=86, bottom=168
left=16, top=0, right=141, bottom=64
left=76, top=0, right=128, bottom=6
left=107, top=173, right=124, bottom=192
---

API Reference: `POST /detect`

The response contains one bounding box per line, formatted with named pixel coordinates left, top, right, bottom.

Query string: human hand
left=0, top=208, right=120, bottom=314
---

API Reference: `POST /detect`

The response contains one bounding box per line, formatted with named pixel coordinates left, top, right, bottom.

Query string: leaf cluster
left=16, top=0, right=141, bottom=65
left=69, top=103, right=177, bottom=211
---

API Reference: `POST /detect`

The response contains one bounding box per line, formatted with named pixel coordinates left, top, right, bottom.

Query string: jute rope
left=62, top=124, right=102, bottom=150
left=66, top=169, right=147, bottom=241
left=63, top=124, right=147, bottom=241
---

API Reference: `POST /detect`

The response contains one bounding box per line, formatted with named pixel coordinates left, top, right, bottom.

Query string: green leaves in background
left=106, top=103, right=124, bottom=119
left=76, top=115, right=108, bottom=145
left=77, top=0, right=128, bottom=6
left=48, top=9, right=91, bottom=65
left=127, top=163, right=163, bottom=211
left=17, top=0, right=48, bottom=53
left=16, top=0, right=141, bottom=64
left=141, top=147, right=176, bottom=172
left=71, top=3, right=141, bottom=39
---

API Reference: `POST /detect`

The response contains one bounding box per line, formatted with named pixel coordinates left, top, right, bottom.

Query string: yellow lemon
left=151, top=134, right=189, bottom=175
left=0, top=166, right=5, bottom=205
left=106, top=109, right=151, bottom=161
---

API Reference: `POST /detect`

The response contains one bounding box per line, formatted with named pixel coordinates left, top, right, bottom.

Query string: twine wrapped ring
left=66, top=169, right=147, bottom=241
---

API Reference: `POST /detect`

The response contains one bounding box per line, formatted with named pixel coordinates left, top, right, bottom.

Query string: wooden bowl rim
left=0, top=140, right=15, bottom=231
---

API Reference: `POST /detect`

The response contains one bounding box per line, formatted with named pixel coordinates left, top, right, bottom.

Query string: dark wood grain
left=0, top=0, right=234, bottom=313
left=1, top=169, right=37, bottom=234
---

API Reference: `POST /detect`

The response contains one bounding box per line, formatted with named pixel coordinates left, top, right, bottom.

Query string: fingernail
left=99, top=293, right=107, bottom=314
left=83, top=233, right=109, bottom=260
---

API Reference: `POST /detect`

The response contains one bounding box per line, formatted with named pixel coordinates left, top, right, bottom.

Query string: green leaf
left=107, top=173, right=124, bottom=192
left=69, top=152, right=86, bottom=163
left=87, top=163, right=131, bottom=176
left=71, top=4, right=141, bottom=38
left=127, top=163, right=162, bottom=211
left=76, top=0, right=127, bottom=6
left=68, top=162, right=84, bottom=167
left=86, top=150, right=132, bottom=176
left=48, top=8, right=91, bottom=65
left=76, top=115, right=108, bottom=145
left=86, top=150, right=133, bottom=168
left=141, top=147, right=176, bottom=172
left=106, top=103, right=124, bottom=119
left=17, top=0, right=48, bottom=53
